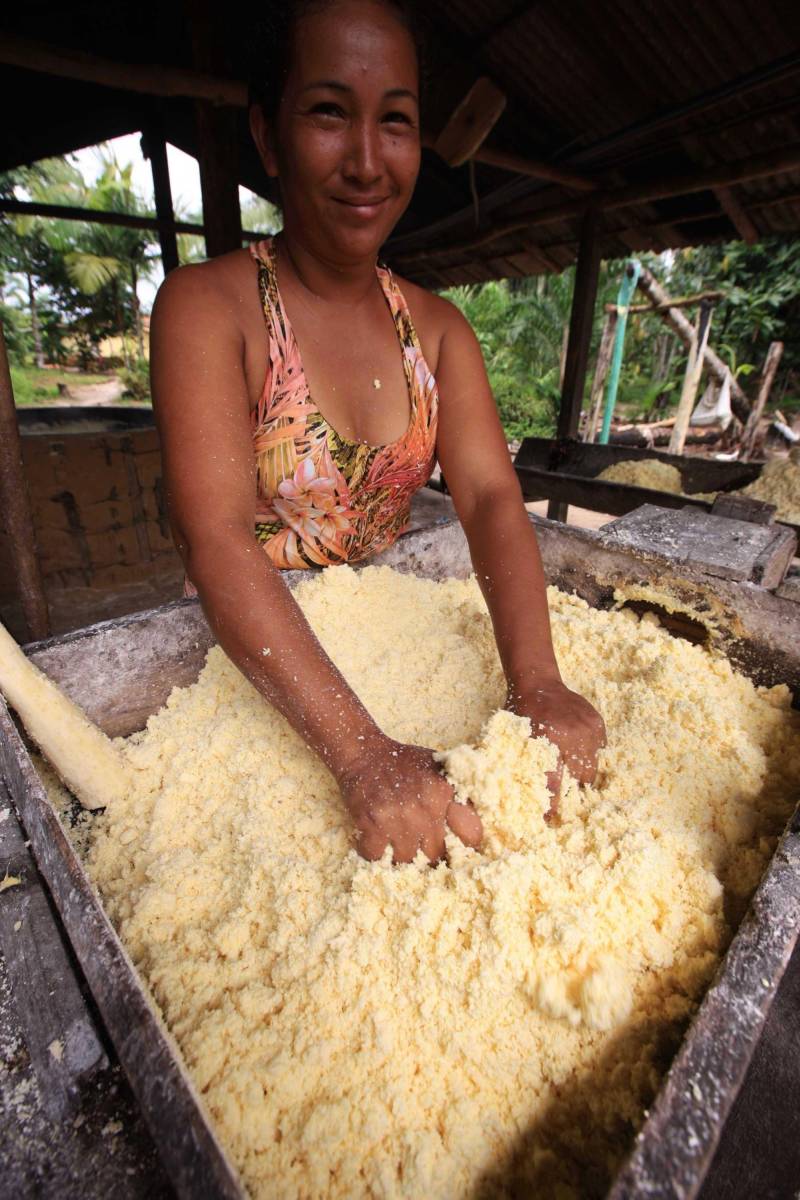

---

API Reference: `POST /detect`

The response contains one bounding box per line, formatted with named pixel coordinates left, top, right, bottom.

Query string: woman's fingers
left=358, top=823, right=389, bottom=862
left=446, top=799, right=483, bottom=849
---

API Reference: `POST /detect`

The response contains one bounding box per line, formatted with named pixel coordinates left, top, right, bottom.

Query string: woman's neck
left=277, top=229, right=378, bottom=307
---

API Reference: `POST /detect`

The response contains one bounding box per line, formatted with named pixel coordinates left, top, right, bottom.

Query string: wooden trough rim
left=0, top=688, right=245, bottom=1199
left=512, top=439, right=800, bottom=541
left=2, top=535, right=800, bottom=1198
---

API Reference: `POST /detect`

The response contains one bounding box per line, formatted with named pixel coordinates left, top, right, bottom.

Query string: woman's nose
left=342, top=120, right=383, bottom=184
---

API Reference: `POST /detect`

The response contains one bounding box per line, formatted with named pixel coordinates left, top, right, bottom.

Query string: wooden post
left=558, top=323, right=569, bottom=390
left=637, top=265, right=750, bottom=424
left=741, top=341, right=785, bottom=459
left=548, top=208, right=601, bottom=521
left=186, top=0, right=242, bottom=258
left=141, top=122, right=180, bottom=274
left=586, top=310, right=617, bottom=442
left=668, top=301, right=713, bottom=455
left=0, top=323, right=50, bottom=641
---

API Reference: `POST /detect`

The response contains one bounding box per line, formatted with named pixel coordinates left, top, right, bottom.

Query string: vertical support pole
left=585, top=310, right=617, bottom=443
left=599, top=259, right=641, bottom=445
left=0, top=323, right=50, bottom=641
left=186, top=0, right=242, bottom=258
left=741, top=340, right=784, bottom=460
left=141, top=120, right=179, bottom=275
left=668, top=300, right=713, bottom=456
left=547, top=207, right=601, bottom=522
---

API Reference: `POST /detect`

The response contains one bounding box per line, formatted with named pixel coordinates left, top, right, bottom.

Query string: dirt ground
left=60, top=378, right=126, bottom=405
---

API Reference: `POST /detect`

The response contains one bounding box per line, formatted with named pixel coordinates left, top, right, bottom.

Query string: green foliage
left=9, top=363, right=45, bottom=405
left=444, top=237, right=800, bottom=437
left=0, top=153, right=158, bottom=369
left=658, top=237, right=800, bottom=403
left=9, top=364, right=108, bottom=406
left=443, top=277, right=574, bottom=439
left=119, top=358, right=151, bottom=402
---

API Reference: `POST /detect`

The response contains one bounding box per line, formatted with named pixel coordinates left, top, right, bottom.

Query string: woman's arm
left=434, top=300, right=606, bottom=787
left=150, top=265, right=480, bottom=860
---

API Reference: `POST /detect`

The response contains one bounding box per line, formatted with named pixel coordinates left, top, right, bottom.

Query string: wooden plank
left=516, top=463, right=713, bottom=519
left=433, top=77, right=507, bottom=167
left=710, top=494, right=776, bottom=525
left=600, top=504, right=796, bottom=587
left=0, top=782, right=108, bottom=1120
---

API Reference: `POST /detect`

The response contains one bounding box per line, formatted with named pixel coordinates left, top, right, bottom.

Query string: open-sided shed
left=1, top=0, right=800, bottom=641
left=3, top=0, right=800, bottom=281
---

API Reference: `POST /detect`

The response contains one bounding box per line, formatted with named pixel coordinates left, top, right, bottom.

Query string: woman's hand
left=338, top=740, right=483, bottom=864
left=508, top=680, right=606, bottom=793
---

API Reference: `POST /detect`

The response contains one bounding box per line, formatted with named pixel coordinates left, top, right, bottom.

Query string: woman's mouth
left=333, top=196, right=390, bottom=218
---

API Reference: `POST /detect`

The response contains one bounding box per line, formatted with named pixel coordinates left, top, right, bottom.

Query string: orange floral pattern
left=250, top=237, right=438, bottom=569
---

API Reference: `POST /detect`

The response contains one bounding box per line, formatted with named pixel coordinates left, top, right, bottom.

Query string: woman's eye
left=383, top=111, right=413, bottom=126
left=311, top=102, right=345, bottom=118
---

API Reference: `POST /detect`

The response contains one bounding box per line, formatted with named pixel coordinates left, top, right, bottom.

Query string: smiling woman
left=149, top=0, right=606, bottom=866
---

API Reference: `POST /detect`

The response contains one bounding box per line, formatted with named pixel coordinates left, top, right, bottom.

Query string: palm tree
left=0, top=159, right=85, bottom=366
left=64, top=155, right=158, bottom=364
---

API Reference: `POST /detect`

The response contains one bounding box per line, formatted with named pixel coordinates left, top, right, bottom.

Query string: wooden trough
left=513, top=437, right=800, bottom=540
left=1, top=515, right=799, bottom=1198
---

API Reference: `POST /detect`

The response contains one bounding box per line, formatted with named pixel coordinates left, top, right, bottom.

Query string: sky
left=69, top=132, right=261, bottom=309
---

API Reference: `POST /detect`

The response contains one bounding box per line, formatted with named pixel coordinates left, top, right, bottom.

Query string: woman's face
left=253, top=0, right=421, bottom=263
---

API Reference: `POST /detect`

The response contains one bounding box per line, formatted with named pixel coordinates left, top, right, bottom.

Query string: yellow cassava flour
left=597, top=455, right=800, bottom=524
left=738, top=456, right=800, bottom=524
left=63, top=566, right=800, bottom=1197
left=597, top=459, right=684, bottom=494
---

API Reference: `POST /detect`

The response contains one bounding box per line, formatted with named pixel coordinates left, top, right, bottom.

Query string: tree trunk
left=668, top=302, right=713, bottom=455
left=114, top=280, right=130, bottom=369
left=130, top=263, right=145, bottom=360
left=653, top=334, right=676, bottom=411
left=637, top=265, right=750, bottom=423
left=27, top=271, right=45, bottom=368
left=741, top=341, right=784, bottom=460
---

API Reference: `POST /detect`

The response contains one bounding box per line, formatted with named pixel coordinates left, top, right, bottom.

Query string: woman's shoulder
left=390, top=272, right=472, bottom=372
left=151, top=248, right=255, bottom=329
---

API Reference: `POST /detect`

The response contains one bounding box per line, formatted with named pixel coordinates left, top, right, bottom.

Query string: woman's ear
left=249, top=104, right=279, bottom=178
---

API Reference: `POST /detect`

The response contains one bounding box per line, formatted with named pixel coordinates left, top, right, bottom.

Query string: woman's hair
left=248, top=0, right=425, bottom=122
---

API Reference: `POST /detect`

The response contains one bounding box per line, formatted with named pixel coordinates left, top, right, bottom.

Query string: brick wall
left=0, top=427, right=181, bottom=601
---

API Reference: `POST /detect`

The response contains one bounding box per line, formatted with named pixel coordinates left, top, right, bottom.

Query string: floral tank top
left=250, top=236, right=438, bottom=570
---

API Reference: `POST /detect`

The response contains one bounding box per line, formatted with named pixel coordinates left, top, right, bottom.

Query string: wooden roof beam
left=422, top=134, right=596, bottom=190
left=2, top=32, right=595, bottom=193
left=0, top=198, right=261, bottom=242
left=394, top=141, right=800, bottom=267
left=0, top=32, right=248, bottom=106
left=714, top=186, right=759, bottom=244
